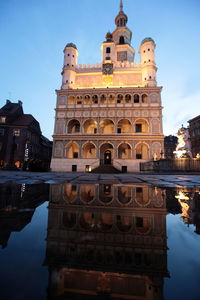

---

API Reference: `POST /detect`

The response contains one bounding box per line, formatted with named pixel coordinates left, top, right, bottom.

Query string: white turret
left=61, top=43, right=78, bottom=89
left=139, top=38, right=157, bottom=87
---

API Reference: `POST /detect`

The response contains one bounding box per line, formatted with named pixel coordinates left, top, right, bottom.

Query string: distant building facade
left=51, top=0, right=164, bottom=172
left=164, top=135, right=178, bottom=159
left=188, top=115, right=200, bottom=157
left=0, top=100, right=52, bottom=170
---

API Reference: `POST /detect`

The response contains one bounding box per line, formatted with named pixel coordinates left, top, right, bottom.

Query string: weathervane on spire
left=120, top=0, right=123, bottom=12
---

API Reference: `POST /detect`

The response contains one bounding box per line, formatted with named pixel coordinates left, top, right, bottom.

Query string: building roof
left=65, top=43, right=77, bottom=49
left=188, top=115, right=200, bottom=123
left=141, top=37, right=155, bottom=45
left=11, top=114, right=41, bottom=133
left=0, top=100, right=23, bottom=116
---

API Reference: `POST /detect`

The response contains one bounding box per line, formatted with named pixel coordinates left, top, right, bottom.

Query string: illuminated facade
left=51, top=0, right=164, bottom=172
left=45, top=183, right=169, bottom=299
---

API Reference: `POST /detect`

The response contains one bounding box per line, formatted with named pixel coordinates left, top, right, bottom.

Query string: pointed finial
left=120, top=0, right=123, bottom=12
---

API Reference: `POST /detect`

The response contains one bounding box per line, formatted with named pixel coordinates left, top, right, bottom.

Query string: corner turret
left=139, top=37, right=157, bottom=87
left=61, top=43, right=78, bottom=89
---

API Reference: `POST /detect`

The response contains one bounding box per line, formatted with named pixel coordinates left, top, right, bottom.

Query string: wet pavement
left=0, top=170, right=200, bottom=187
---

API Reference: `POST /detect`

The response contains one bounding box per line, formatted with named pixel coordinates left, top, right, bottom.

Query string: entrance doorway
left=104, top=150, right=112, bottom=165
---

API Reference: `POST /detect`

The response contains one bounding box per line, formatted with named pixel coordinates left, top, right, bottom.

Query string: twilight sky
left=0, top=0, right=200, bottom=140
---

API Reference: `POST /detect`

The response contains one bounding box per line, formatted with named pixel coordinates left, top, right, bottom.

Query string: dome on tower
left=141, top=37, right=155, bottom=45
left=115, top=0, right=128, bottom=27
left=65, top=43, right=77, bottom=49
left=115, top=11, right=128, bottom=27
left=105, top=32, right=113, bottom=42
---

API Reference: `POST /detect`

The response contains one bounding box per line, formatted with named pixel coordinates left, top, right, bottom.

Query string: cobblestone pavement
left=0, top=171, right=200, bottom=187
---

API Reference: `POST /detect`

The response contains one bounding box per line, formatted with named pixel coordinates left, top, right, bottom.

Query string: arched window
left=135, top=143, right=149, bottom=160
left=100, top=119, right=114, bottom=134
left=117, top=94, right=123, bottom=104
left=133, top=94, right=140, bottom=103
left=66, top=142, right=79, bottom=159
left=119, top=36, right=125, bottom=44
left=100, top=94, right=106, bottom=104
left=82, top=142, right=96, bottom=158
left=142, top=94, right=148, bottom=103
left=76, top=96, right=82, bottom=105
left=117, top=119, right=132, bottom=134
left=83, top=119, right=97, bottom=134
left=135, top=119, right=149, bottom=133
left=84, top=95, right=90, bottom=105
left=92, top=95, right=98, bottom=104
left=106, top=47, right=111, bottom=54
left=68, top=119, right=80, bottom=133
left=68, top=96, right=75, bottom=104
left=108, top=94, right=115, bottom=104
left=125, top=94, right=131, bottom=103
left=118, top=143, right=132, bottom=159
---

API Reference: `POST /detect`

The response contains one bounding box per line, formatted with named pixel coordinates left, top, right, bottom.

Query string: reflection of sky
left=165, top=214, right=200, bottom=300
left=0, top=202, right=48, bottom=300
left=0, top=0, right=200, bottom=139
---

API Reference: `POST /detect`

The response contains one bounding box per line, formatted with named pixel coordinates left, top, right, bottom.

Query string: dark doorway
left=104, top=150, right=112, bottom=165
left=122, top=166, right=127, bottom=173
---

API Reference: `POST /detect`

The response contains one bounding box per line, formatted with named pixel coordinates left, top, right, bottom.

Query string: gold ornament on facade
left=103, top=74, right=113, bottom=86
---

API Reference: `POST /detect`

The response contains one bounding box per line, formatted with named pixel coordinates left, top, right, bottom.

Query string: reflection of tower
left=45, top=183, right=169, bottom=299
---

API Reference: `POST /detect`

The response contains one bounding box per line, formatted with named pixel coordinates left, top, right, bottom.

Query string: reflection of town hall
left=51, top=0, right=164, bottom=172
left=46, top=183, right=168, bottom=299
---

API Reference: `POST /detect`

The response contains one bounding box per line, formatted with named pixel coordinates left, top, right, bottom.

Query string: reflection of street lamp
left=24, top=142, right=29, bottom=160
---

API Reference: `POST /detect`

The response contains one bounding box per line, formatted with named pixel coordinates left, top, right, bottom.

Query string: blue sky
left=0, top=0, right=200, bottom=140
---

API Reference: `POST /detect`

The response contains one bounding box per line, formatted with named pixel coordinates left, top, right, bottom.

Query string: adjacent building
left=51, top=0, right=164, bottom=172
left=188, top=115, right=200, bottom=157
left=0, top=100, right=52, bottom=170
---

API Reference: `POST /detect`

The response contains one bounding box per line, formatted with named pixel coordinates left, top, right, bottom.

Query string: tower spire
left=120, top=0, right=123, bottom=12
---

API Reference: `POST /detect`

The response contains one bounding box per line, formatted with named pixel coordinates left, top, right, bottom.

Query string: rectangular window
left=94, top=128, right=97, bottom=134
left=72, top=185, right=77, bottom=191
left=85, top=165, right=91, bottom=172
left=72, top=165, right=77, bottom=172
left=136, top=187, right=143, bottom=194
left=122, top=166, right=127, bottom=173
left=136, top=154, right=142, bottom=159
left=117, top=51, right=127, bottom=62
left=0, top=116, right=6, bottom=123
left=136, top=217, right=143, bottom=227
left=136, top=124, right=142, bottom=133
left=73, top=152, right=78, bottom=158
left=0, top=129, right=4, bottom=136
left=13, top=129, right=20, bottom=136
left=106, top=47, right=111, bottom=54
left=117, top=128, right=121, bottom=133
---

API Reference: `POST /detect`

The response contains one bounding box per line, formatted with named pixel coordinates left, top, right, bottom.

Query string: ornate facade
left=51, top=0, right=164, bottom=172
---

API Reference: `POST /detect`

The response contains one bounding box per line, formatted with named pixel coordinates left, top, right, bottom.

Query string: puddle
left=0, top=182, right=200, bottom=300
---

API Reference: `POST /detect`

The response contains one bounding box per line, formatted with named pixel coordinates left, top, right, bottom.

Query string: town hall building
left=51, top=0, right=164, bottom=172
